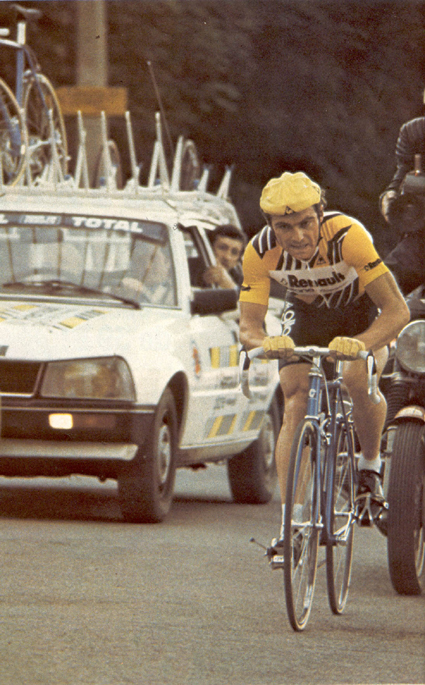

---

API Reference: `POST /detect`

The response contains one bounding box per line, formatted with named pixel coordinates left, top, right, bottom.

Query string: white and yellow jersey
left=240, top=211, right=389, bottom=309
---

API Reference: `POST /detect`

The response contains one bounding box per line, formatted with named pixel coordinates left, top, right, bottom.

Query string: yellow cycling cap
left=260, top=171, right=322, bottom=215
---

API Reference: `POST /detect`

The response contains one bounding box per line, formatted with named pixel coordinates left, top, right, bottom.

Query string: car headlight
left=41, top=357, right=136, bottom=400
left=396, top=321, right=425, bottom=374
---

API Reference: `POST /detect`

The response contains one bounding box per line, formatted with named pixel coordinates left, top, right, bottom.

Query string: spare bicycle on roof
left=0, top=3, right=67, bottom=186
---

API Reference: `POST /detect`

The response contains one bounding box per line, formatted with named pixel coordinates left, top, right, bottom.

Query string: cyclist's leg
left=342, top=346, right=388, bottom=463
left=275, top=363, right=310, bottom=514
left=342, top=347, right=389, bottom=522
left=273, top=299, right=339, bottom=540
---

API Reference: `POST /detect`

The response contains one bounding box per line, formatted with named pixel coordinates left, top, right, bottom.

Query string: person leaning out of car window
left=203, top=224, right=246, bottom=289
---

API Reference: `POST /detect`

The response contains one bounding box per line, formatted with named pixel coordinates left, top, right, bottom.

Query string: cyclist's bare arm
left=239, top=301, right=268, bottom=350
left=355, top=272, right=410, bottom=352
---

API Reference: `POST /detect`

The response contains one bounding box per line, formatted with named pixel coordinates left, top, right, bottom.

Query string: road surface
left=0, top=464, right=423, bottom=685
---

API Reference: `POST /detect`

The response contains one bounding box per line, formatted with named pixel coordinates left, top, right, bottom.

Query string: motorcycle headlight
left=41, top=357, right=136, bottom=400
left=396, top=321, right=425, bottom=374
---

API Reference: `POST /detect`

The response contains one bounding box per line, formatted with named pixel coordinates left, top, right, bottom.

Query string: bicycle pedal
left=355, top=493, right=374, bottom=527
left=358, top=513, right=373, bottom=527
left=269, top=554, right=284, bottom=570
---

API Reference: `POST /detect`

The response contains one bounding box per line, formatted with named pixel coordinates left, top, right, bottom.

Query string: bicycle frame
left=301, top=354, right=356, bottom=547
left=0, top=9, right=46, bottom=108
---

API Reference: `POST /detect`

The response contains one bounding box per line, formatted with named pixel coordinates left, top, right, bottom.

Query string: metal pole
left=76, top=0, right=108, bottom=186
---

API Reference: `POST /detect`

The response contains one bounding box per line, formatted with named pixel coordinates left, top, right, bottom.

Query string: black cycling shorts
left=278, top=293, right=377, bottom=369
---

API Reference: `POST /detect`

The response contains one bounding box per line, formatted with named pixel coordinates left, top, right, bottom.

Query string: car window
left=0, top=213, right=178, bottom=307
left=181, top=228, right=210, bottom=288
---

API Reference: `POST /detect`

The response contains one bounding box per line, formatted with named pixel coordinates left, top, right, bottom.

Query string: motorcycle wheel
left=387, top=420, right=425, bottom=595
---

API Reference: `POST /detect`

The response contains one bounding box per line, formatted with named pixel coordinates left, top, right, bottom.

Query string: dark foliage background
left=0, top=0, right=424, bottom=254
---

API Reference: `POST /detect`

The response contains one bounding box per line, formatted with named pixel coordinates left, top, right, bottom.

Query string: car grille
left=0, top=361, right=42, bottom=395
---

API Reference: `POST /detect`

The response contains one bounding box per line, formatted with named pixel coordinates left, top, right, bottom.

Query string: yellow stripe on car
left=206, top=414, right=237, bottom=438
left=60, top=316, right=85, bottom=329
left=210, top=344, right=239, bottom=368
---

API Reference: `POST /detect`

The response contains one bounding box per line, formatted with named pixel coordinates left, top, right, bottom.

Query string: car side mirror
left=191, top=288, right=238, bottom=315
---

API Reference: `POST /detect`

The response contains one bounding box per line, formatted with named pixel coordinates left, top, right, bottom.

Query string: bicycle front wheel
left=284, top=419, right=320, bottom=631
left=326, top=419, right=355, bottom=614
left=0, top=77, right=26, bottom=186
left=23, top=72, right=68, bottom=181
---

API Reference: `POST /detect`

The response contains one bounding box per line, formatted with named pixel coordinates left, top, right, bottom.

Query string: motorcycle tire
left=387, top=420, right=425, bottom=595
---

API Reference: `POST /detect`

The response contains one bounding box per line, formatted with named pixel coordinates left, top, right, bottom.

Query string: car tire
left=227, top=396, right=279, bottom=504
left=118, top=389, right=177, bottom=523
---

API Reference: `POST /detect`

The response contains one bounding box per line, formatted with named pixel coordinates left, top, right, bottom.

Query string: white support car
left=0, top=116, right=283, bottom=522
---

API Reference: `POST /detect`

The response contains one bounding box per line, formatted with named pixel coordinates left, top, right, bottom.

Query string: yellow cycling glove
left=263, top=335, right=295, bottom=360
left=328, top=336, right=366, bottom=360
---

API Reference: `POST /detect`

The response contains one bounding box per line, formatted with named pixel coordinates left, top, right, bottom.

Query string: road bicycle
left=241, top=344, right=380, bottom=631
left=0, top=3, right=67, bottom=185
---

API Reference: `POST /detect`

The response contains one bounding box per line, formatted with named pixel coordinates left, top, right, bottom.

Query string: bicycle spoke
left=23, top=73, right=67, bottom=182
left=0, top=77, right=26, bottom=186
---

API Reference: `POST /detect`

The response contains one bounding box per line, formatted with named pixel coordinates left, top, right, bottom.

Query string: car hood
left=0, top=299, right=183, bottom=362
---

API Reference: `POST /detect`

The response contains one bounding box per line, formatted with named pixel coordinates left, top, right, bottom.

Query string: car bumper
left=0, top=401, right=155, bottom=477
left=0, top=439, right=138, bottom=460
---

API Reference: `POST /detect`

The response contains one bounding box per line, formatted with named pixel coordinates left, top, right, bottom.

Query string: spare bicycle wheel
left=93, top=139, right=124, bottom=189
left=180, top=139, right=201, bottom=190
left=0, top=76, right=27, bottom=186
left=23, top=72, right=68, bottom=182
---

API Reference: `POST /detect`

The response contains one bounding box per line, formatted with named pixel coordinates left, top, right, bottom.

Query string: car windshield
left=0, top=212, right=178, bottom=307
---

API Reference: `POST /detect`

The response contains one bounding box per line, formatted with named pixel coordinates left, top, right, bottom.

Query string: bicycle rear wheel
left=284, top=419, right=320, bottom=631
left=326, top=418, right=355, bottom=614
left=0, top=77, right=26, bottom=186
left=23, top=72, right=68, bottom=181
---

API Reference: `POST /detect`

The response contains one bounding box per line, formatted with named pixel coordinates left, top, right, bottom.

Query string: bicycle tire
left=387, top=420, right=425, bottom=595
left=325, top=417, right=355, bottom=614
left=0, top=76, right=26, bottom=186
left=283, top=419, right=320, bottom=631
left=23, top=72, right=68, bottom=181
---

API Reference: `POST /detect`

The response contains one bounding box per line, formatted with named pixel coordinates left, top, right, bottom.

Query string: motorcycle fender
left=393, top=405, right=425, bottom=422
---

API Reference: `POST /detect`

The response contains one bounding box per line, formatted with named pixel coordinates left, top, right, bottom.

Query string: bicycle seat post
left=12, top=3, right=41, bottom=106
left=15, top=17, right=26, bottom=106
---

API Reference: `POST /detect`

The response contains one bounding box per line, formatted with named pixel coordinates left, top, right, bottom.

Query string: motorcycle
left=381, top=284, right=425, bottom=595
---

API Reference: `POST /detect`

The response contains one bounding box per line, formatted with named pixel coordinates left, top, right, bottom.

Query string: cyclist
left=379, top=113, right=425, bottom=295
left=203, top=224, right=246, bottom=289
left=239, top=171, right=410, bottom=546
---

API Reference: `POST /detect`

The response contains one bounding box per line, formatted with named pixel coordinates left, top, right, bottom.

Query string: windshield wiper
left=1, top=279, right=141, bottom=309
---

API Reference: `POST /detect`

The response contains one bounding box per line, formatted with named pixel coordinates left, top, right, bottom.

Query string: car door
left=178, top=225, right=243, bottom=453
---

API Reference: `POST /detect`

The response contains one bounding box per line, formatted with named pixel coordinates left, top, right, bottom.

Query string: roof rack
left=8, top=109, right=235, bottom=207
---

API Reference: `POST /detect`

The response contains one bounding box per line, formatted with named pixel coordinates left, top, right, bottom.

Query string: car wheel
left=227, top=396, right=279, bottom=504
left=118, top=388, right=177, bottom=523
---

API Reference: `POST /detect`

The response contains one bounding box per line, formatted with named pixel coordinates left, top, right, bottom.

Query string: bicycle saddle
left=12, top=4, right=42, bottom=21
